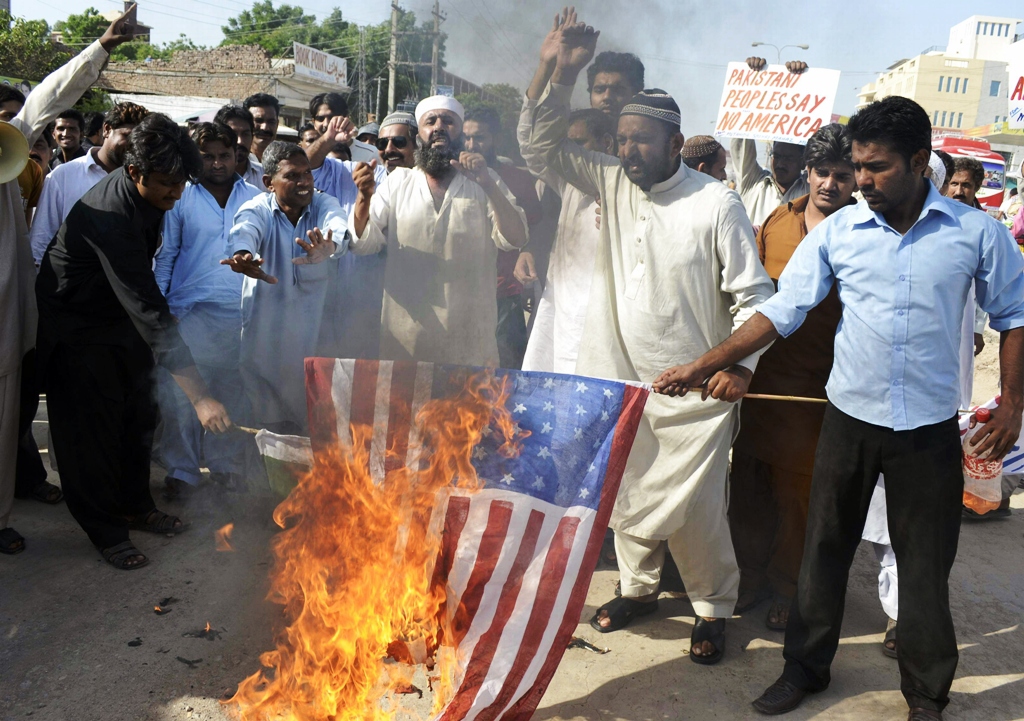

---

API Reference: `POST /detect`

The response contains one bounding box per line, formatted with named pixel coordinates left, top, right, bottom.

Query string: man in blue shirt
left=154, top=122, right=261, bottom=498
left=654, top=96, right=1024, bottom=720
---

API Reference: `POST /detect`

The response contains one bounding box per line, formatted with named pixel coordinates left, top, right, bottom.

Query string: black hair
left=1010, top=187, right=1018, bottom=197
left=803, top=123, right=853, bottom=169
left=123, top=113, right=203, bottom=183
left=190, top=121, right=237, bottom=150
left=464, top=105, right=501, bottom=134
left=934, top=149, right=955, bottom=182
left=262, top=140, right=307, bottom=178
left=309, top=92, right=348, bottom=119
left=953, top=156, right=985, bottom=188
left=56, top=108, right=86, bottom=132
left=568, top=108, right=615, bottom=144
left=297, top=122, right=317, bottom=136
left=0, top=85, right=26, bottom=107
left=35, top=123, right=56, bottom=148
left=847, top=96, right=931, bottom=167
left=243, top=92, right=281, bottom=115
left=104, top=102, right=149, bottom=130
left=83, top=111, right=105, bottom=137
left=214, top=105, right=255, bottom=133
left=586, top=52, right=645, bottom=94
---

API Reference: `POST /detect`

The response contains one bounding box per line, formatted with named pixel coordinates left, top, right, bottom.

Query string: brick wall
left=98, top=45, right=281, bottom=100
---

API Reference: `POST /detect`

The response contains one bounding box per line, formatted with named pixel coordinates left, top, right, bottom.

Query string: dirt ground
left=2, top=329, right=1022, bottom=721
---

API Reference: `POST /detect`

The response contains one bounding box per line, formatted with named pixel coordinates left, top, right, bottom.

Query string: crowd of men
left=3, top=7, right=1024, bottom=720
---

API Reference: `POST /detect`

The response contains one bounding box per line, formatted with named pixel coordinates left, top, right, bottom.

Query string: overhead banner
left=292, top=41, right=348, bottom=89
left=1010, top=63, right=1024, bottom=130
left=714, top=63, right=841, bottom=145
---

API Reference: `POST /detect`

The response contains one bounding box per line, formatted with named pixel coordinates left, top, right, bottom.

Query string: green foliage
left=220, top=2, right=447, bottom=123
left=0, top=10, right=72, bottom=80
left=52, top=7, right=108, bottom=48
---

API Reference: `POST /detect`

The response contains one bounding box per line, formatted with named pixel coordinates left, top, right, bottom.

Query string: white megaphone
left=0, top=121, right=30, bottom=185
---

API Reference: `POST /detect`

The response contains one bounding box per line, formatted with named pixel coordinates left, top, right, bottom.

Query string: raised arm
left=349, top=160, right=389, bottom=254
left=305, top=116, right=357, bottom=170
left=517, top=10, right=569, bottom=190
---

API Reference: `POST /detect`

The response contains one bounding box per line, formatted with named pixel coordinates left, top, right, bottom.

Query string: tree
left=0, top=11, right=72, bottom=80
left=221, top=0, right=322, bottom=57
left=55, top=7, right=200, bottom=62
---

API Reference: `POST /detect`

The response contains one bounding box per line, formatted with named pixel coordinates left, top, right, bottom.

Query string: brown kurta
left=735, top=194, right=844, bottom=476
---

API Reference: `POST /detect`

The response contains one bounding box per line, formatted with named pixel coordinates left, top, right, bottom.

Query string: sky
left=23, top=0, right=1024, bottom=132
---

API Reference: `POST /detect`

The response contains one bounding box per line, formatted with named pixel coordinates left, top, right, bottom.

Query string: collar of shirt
left=267, top=190, right=313, bottom=223
left=849, top=181, right=957, bottom=233
left=648, top=162, right=688, bottom=195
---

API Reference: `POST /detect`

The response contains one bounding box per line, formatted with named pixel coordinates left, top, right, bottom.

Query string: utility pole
left=376, top=77, right=383, bottom=121
left=388, top=2, right=399, bottom=114
left=357, top=26, right=368, bottom=123
left=387, top=2, right=444, bottom=113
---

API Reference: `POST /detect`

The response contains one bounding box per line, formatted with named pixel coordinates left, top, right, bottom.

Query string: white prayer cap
left=928, top=151, right=946, bottom=190
left=415, top=96, right=465, bottom=125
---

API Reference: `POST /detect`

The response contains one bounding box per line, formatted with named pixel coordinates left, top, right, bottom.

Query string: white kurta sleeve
left=715, top=191, right=776, bottom=372
left=517, top=95, right=564, bottom=193
left=729, top=138, right=765, bottom=197
left=347, top=173, right=390, bottom=255
left=485, top=169, right=528, bottom=252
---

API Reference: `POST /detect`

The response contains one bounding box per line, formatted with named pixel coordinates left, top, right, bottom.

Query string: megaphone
left=0, top=121, right=30, bottom=185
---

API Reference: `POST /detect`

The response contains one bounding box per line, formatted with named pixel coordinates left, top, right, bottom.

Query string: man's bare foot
left=691, top=616, right=721, bottom=657
left=597, top=591, right=657, bottom=628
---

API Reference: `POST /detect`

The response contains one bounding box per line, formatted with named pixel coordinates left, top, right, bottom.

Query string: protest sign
left=714, top=63, right=841, bottom=145
left=1010, top=63, right=1024, bottom=130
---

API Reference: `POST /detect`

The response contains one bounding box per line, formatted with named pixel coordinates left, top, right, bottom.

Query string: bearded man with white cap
left=520, top=12, right=774, bottom=664
left=349, top=95, right=528, bottom=366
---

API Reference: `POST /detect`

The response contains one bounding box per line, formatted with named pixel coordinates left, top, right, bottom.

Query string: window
left=977, top=21, right=982, bottom=34
left=933, top=110, right=939, bottom=125
left=957, top=113, right=963, bottom=128
left=938, top=75, right=944, bottom=92
left=991, top=80, right=1001, bottom=97
left=941, top=111, right=947, bottom=127
left=946, top=76, right=953, bottom=92
left=963, top=78, right=968, bottom=94
left=954, top=77, right=960, bottom=93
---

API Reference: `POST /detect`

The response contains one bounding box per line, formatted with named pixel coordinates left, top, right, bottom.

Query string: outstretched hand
left=325, top=115, right=357, bottom=146
left=352, top=160, right=378, bottom=196
left=100, top=2, right=137, bottom=52
left=221, top=251, right=278, bottom=284
left=539, top=7, right=572, bottom=64
left=293, top=227, right=337, bottom=265
left=451, top=152, right=494, bottom=189
left=555, top=8, right=599, bottom=76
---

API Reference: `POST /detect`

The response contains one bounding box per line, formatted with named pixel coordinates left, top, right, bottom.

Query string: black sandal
left=765, top=595, right=791, bottom=631
left=690, top=617, right=726, bottom=665
left=882, top=618, right=898, bottom=659
left=100, top=541, right=149, bottom=570
left=589, top=596, right=659, bottom=633
left=16, top=480, right=63, bottom=504
left=0, top=527, right=26, bottom=555
left=128, top=509, right=189, bottom=535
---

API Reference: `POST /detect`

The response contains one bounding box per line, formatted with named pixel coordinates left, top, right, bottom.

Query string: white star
left=601, top=411, right=610, bottom=421
left=575, top=382, right=589, bottom=393
left=512, top=423, right=521, bottom=435
left=573, top=427, right=583, bottom=440
left=537, top=446, right=552, bottom=459
left=532, top=476, right=545, bottom=490
left=593, top=439, right=602, bottom=448
left=514, top=403, right=526, bottom=414
left=579, top=488, right=590, bottom=499
left=603, top=388, right=614, bottom=398
left=500, top=473, right=515, bottom=485
left=473, top=446, right=487, bottom=460
left=543, top=378, right=555, bottom=389
left=543, top=401, right=554, bottom=412
left=589, top=463, right=597, bottom=473
left=575, top=404, right=587, bottom=415
left=481, top=425, right=493, bottom=437
left=540, top=422, right=553, bottom=434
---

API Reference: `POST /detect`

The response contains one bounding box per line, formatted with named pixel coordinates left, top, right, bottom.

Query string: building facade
left=858, top=15, right=1023, bottom=132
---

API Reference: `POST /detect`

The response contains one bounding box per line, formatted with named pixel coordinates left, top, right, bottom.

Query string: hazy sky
left=23, top=0, right=1023, bottom=133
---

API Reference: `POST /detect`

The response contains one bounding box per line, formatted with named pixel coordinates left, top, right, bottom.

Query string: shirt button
left=895, top=345, right=902, bottom=352
left=899, top=274, right=906, bottom=281
left=898, top=310, right=904, bottom=316
left=637, top=238, right=642, bottom=243
left=893, top=379, right=901, bottom=385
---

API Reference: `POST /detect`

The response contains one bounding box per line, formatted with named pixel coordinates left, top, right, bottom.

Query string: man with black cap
left=522, top=11, right=774, bottom=664
left=376, top=112, right=417, bottom=173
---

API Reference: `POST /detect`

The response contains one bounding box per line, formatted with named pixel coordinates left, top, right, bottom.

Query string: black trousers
left=496, top=294, right=528, bottom=370
left=782, top=404, right=963, bottom=712
left=14, top=349, right=48, bottom=495
left=43, top=341, right=159, bottom=550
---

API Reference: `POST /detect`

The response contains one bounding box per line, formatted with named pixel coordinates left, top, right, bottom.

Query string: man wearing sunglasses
left=376, top=112, right=418, bottom=173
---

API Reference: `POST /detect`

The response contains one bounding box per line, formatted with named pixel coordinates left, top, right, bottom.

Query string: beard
left=415, top=132, right=463, bottom=177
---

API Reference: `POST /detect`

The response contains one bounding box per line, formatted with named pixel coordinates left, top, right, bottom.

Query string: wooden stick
left=742, top=393, right=827, bottom=403
left=236, top=425, right=261, bottom=435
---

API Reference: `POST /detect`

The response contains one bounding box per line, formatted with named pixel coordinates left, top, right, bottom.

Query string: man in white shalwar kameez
left=348, top=96, right=529, bottom=366
left=522, top=15, right=775, bottom=663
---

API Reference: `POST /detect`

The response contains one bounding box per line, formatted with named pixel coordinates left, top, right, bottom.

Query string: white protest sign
left=714, top=63, right=841, bottom=145
left=292, top=42, right=348, bottom=89
left=1009, top=63, right=1024, bottom=130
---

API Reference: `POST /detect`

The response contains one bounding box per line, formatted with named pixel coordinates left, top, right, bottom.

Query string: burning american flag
left=230, top=358, right=647, bottom=720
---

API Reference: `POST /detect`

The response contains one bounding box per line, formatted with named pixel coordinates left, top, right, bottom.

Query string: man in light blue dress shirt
left=222, top=141, right=380, bottom=433
left=154, top=123, right=261, bottom=497
left=654, top=97, right=1024, bottom=720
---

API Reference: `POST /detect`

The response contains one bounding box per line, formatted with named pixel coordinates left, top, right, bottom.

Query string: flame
left=226, top=372, right=517, bottom=720
left=205, top=622, right=212, bottom=634
left=216, top=523, right=235, bottom=552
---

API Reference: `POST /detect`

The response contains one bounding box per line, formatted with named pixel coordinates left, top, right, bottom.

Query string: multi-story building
left=857, top=15, right=1023, bottom=133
